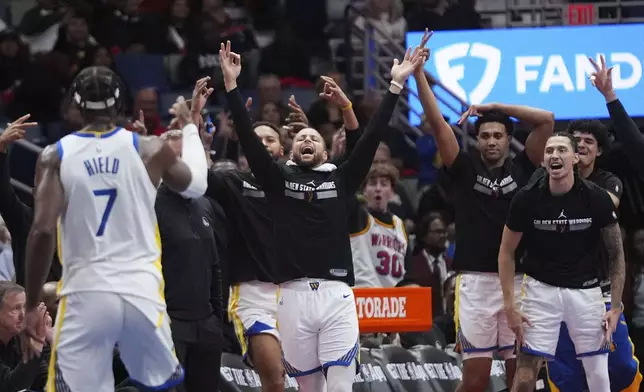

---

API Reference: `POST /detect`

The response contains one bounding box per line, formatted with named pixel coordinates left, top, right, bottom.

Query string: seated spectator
left=0, top=282, right=50, bottom=392
left=258, top=101, right=282, bottom=127
left=163, top=0, right=196, bottom=54
left=53, top=8, right=97, bottom=70
left=0, top=222, right=12, bottom=282
left=96, top=0, right=164, bottom=54
left=353, top=0, right=407, bottom=45
left=0, top=30, right=30, bottom=97
left=18, top=0, right=65, bottom=37
left=405, top=213, right=449, bottom=317
left=254, top=74, right=289, bottom=120
left=130, top=88, right=166, bottom=136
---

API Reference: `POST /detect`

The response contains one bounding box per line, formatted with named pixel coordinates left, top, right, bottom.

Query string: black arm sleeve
left=330, top=126, right=362, bottom=166
left=210, top=257, right=224, bottom=321
left=225, top=139, right=240, bottom=163
left=225, top=88, right=282, bottom=189
left=0, top=354, right=45, bottom=392
left=337, top=92, right=400, bottom=194
left=607, top=99, right=644, bottom=179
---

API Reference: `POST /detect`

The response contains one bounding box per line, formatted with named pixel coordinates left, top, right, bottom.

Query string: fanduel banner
left=406, top=25, right=644, bottom=124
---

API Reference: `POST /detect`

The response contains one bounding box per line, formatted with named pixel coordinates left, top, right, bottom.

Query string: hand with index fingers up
left=0, top=114, right=38, bottom=152
left=287, top=95, right=309, bottom=125
left=131, top=110, right=147, bottom=135
left=588, top=54, right=616, bottom=102
left=318, top=76, right=351, bottom=108
left=191, top=76, right=214, bottom=122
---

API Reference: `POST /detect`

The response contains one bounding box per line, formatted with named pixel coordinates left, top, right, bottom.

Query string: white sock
left=581, top=354, right=610, bottom=392
left=296, top=371, right=327, bottom=392
left=325, top=361, right=356, bottom=392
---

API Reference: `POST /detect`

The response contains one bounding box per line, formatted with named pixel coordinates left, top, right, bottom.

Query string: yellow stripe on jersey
left=154, top=224, right=166, bottom=328
left=454, top=274, right=461, bottom=340
left=47, top=296, right=68, bottom=392
left=373, top=216, right=395, bottom=229
left=56, top=219, right=63, bottom=295
left=228, top=285, right=248, bottom=356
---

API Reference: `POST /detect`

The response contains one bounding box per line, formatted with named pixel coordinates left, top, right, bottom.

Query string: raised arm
left=152, top=98, right=208, bottom=198
left=220, top=41, right=281, bottom=189
left=24, top=146, right=64, bottom=311
left=459, top=103, right=554, bottom=167
left=589, top=55, right=644, bottom=178
left=414, top=30, right=460, bottom=167
left=340, top=46, right=425, bottom=194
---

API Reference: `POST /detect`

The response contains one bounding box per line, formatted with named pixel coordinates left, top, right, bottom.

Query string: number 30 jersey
left=350, top=207, right=408, bottom=288
left=55, top=128, right=163, bottom=312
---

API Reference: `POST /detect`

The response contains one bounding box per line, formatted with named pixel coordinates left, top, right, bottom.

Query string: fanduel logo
left=433, top=42, right=502, bottom=104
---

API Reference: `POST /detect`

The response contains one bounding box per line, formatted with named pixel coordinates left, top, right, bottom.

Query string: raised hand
left=457, top=103, right=497, bottom=125
left=318, top=76, right=351, bottom=108
left=168, top=96, right=193, bottom=130
left=191, top=76, right=214, bottom=119
left=131, top=110, right=147, bottom=135
left=0, top=114, right=38, bottom=152
left=219, top=40, right=242, bottom=86
left=414, top=28, right=433, bottom=75
left=287, top=95, right=309, bottom=125
left=391, top=45, right=427, bottom=85
left=589, top=54, right=616, bottom=102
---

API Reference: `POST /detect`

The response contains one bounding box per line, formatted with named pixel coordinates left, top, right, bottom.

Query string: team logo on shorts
left=309, top=282, right=320, bottom=291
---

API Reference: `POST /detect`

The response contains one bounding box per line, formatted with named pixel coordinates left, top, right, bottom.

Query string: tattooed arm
left=602, top=222, right=626, bottom=310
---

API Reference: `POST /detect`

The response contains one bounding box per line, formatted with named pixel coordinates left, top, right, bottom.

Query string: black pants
left=171, top=314, right=223, bottom=392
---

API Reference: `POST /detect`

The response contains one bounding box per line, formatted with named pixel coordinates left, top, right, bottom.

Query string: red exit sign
left=565, top=3, right=597, bottom=25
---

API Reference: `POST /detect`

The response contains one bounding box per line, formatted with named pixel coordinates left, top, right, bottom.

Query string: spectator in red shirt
left=130, top=88, right=166, bottom=136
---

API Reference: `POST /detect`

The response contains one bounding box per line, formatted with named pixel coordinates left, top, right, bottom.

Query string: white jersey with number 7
left=55, top=127, right=164, bottom=324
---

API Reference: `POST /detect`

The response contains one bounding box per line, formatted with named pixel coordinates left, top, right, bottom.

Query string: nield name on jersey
left=84, top=156, right=120, bottom=177
left=356, top=296, right=407, bottom=319
left=284, top=180, right=336, bottom=191
left=371, top=233, right=406, bottom=254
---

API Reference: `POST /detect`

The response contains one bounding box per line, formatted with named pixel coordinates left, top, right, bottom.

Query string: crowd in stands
left=0, top=0, right=643, bottom=391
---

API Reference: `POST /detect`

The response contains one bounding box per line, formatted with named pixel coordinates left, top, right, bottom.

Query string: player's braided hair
left=68, top=66, right=126, bottom=123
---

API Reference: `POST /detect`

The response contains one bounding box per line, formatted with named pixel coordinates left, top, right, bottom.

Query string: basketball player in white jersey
left=21, top=67, right=209, bottom=392
left=350, top=162, right=410, bottom=288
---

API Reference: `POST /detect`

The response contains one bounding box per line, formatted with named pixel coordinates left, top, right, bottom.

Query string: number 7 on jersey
left=93, top=188, right=118, bottom=236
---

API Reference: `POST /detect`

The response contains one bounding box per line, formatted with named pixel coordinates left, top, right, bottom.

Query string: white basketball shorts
left=228, top=280, right=280, bottom=360
left=455, top=272, right=523, bottom=359
left=277, top=279, right=359, bottom=377
left=47, top=292, right=183, bottom=392
left=519, top=275, right=609, bottom=360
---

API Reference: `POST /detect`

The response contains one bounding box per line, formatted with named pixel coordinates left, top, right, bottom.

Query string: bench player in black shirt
left=219, top=40, right=423, bottom=391
left=539, top=122, right=641, bottom=391
left=414, top=29, right=554, bottom=392
left=499, top=132, right=625, bottom=392
left=206, top=100, right=361, bottom=391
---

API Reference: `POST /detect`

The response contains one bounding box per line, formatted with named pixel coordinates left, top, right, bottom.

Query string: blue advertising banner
left=406, top=25, right=644, bottom=124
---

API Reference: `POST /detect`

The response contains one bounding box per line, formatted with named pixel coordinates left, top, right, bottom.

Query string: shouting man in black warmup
left=219, top=40, right=423, bottom=392
left=499, top=132, right=625, bottom=392
left=206, top=88, right=361, bottom=392
left=413, top=29, right=554, bottom=391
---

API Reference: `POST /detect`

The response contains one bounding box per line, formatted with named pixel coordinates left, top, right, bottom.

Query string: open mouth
left=374, top=195, right=382, bottom=202
left=550, top=162, right=563, bottom=170
left=301, top=145, right=314, bottom=155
